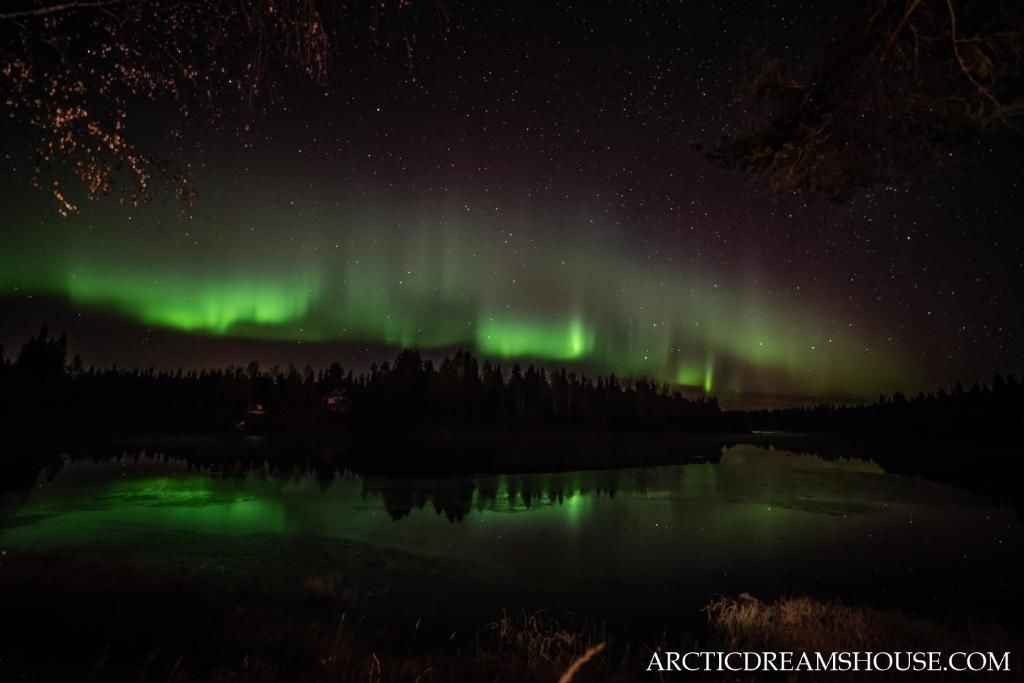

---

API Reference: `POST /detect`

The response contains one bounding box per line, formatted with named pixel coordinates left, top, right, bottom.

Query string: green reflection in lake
left=2, top=445, right=1022, bottom=621
left=2, top=473, right=287, bottom=546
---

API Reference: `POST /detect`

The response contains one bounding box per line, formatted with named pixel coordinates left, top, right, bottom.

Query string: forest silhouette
left=2, top=328, right=1022, bottom=441
left=1, top=328, right=722, bottom=435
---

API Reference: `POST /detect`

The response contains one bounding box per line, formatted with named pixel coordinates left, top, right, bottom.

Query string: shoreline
left=2, top=550, right=1020, bottom=681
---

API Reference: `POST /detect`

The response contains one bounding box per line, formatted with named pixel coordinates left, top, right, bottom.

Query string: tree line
left=737, top=379, right=1024, bottom=437
left=0, top=328, right=722, bottom=434
left=2, top=328, right=1021, bottom=438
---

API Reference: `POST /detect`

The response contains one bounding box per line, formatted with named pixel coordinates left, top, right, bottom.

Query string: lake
left=2, top=442, right=1022, bottom=632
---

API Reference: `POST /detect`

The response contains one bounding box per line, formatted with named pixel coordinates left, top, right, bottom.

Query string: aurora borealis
left=1, top=0, right=1021, bottom=406
left=0, top=194, right=920, bottom=400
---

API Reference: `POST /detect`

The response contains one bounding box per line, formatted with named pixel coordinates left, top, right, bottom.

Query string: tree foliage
left=0, top=0, right=445, bottom=215
left=700, top=0, right=1024, bottom=201
left=0, top=332, right=722, bottom=434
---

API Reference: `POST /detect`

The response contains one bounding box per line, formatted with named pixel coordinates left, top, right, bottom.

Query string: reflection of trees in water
left=371, top=485, right=430, bottom=522
left=362, top=471, right=651, bottom=523
left=475, top=478, right=499, bottom=512
left=0, top=440, right=701, bottom=524
left=431, top=481, right=477, bottom=522
left=4, top=435, right=1019, bottom=525
left=362, top=478, right=478, bottom=522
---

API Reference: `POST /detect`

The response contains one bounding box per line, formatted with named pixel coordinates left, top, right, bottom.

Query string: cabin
left=321, top=389, right=351, bottom=414
left=236, top=402, right=268, bottom=432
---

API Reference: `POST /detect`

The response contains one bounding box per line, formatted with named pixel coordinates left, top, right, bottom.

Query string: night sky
left=2, top=0, right=1021, bottom=407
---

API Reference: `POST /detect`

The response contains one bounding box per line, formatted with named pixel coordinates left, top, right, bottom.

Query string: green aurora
left=0, top=200, right=915, bottom=400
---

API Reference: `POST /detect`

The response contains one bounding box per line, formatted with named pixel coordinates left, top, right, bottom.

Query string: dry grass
left=707, top=595, right=1022, bottom=659
left=490, top=609, right=596, bottom=666
left=484, top=609, right=614, bottom=681
left=3, top=552, right=1021, bottom=682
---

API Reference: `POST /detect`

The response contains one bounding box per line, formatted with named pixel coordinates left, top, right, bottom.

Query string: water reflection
left=365, top=470, right=644, bottom=522
left=3, top=443, right=1024, bottom=622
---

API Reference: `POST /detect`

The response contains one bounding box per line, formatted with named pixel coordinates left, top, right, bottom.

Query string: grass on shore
left=706, top=595, right=1021, bottom=654
left=1, top=552, right=1021, bottom=681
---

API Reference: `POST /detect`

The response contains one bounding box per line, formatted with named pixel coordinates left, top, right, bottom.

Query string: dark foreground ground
left=1, top=550, right=1021, bottom=682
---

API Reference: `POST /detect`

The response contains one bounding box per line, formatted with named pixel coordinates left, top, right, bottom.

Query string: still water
left=2, top=444, right=1022, bottom=627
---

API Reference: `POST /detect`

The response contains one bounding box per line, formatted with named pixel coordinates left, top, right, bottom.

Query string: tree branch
left=0, top=1, right=133, bottom=22
left=944, top=0, right=1002, bottom=115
